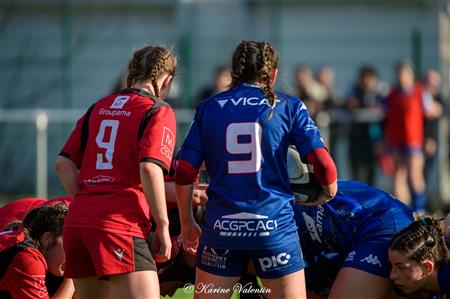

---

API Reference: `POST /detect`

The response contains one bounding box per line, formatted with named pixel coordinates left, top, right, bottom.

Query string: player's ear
left=161, top=74, right=173, bottom=90
left=420, top=259, right=435, bottom=277
left=41, top=231, right=53, bottom=248
left=270, top=68, right=278, bottom=86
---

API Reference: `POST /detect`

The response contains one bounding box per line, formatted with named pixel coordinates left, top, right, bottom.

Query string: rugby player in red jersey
left=385, top=61, right=429, bottom=212
left=55, top=46, right=177, bottom=298
left=0, top=198, right=47, bottom=231
left=0, top=204, right=74, bottom=299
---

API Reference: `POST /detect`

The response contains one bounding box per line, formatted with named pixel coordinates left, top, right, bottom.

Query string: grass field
left=161, top=288, right=241, bottom=299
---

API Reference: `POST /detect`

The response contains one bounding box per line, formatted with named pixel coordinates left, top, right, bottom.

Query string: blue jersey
left=438, top=264, right=450, bottom=298
left=177, top=83, right=324, bottom=249
left=293, top=180, right=414, bottom=257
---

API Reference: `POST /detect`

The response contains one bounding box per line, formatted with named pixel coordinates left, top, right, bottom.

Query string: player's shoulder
left=276, top=91, right=306, bottom=109
left=195, top=89, right=232, bottom=113
left=12, top=247, right=47, bottom=274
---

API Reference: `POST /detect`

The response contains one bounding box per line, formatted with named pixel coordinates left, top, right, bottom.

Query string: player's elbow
left=139, top=161, right=164, bottom=180
left=54, top=156, right=76, bottom=178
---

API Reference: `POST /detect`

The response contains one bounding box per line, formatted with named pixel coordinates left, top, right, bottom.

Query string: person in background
left=176, top=40, right=337, bottom=299
left=195, top=66, right=231, bottom=107
left=384, top=61, right=428, bottom=212
left=422, top=69, right=444, bottom=182
left=315, top=65, right=341, bottom=158
left=389, top=217, right=450, bottom=298
left=346, top=65, right=385, bottom=185
left=316, top=65, right=340, bottom=111
left=0, top=204, right=75, bottom=299
left=55, top=45, right=177, bottom=298
left=294, top=65, right=327, bottom=120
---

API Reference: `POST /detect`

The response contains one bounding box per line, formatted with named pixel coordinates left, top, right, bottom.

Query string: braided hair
left=126, top=46, right=177, bottom=98
left=231, top=40, right=279, bottom=119
left=390, top=217, right=449, bottom=268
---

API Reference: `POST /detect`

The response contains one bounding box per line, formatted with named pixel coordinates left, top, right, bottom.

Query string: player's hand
left=181, top=220, right=202, bottom=255
left=153, top=225, right=171, bottom=263
left=193, top=183, right=208, bottom=205
left=298, top=181, right=337, bottom=206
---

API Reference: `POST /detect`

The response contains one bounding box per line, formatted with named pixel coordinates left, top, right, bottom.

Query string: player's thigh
left=194, top=267, right=241, bottom=299
left=108, top=270, right=159, bottom=299
left=328, top=267, right=392, bottom=299
left=74, top=276, right=111, bottom=299
left=260, top=269, right=307, bottom=299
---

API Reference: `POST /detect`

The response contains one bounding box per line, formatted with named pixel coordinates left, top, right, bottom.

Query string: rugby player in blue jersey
left=389, top=218, right=450, bottom=299
left=290, top=154, right=415, bottom=298
left=174, top=40, right=337, bottom=299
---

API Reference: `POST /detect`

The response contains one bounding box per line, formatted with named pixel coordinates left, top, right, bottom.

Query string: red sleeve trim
left=305, top=147, right=337, bottom=185
left=174, top=160, right=199, bottom=185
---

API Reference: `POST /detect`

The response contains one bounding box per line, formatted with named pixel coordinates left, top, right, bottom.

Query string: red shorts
left=63, top=228, right=156, bottom=279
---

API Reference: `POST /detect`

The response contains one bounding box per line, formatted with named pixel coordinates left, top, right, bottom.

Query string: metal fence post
left=35, top=112, right=48, bottom=199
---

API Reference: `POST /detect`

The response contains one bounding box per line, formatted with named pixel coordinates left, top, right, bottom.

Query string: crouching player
left=289, top=151, right=415, bottom=298
left=0, top=204, right=74, bottom=298
left=388, top=217, right=450, bottom=298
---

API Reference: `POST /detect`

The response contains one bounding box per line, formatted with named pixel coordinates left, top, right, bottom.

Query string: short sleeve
left=290, top=100, right=325, bottom=161
left=6, top=248, right=49, bottom=299
left=176, top=109, right=204, bottom=169
left=59, top=114, right=86, bottom=168
left=139, top=106, right=177, bottom=173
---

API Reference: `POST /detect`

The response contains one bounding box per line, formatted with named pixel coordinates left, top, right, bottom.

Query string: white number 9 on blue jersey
left=226, top=122, right=262, bottom=174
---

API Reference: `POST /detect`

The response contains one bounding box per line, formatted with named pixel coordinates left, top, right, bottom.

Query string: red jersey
left=0, top=231, right=48, bottom=299
left=0, top=198, right=47, bottom=230
left=60, top=88, right=177, bottom=237
left=385, top=84, right=424, bottom=147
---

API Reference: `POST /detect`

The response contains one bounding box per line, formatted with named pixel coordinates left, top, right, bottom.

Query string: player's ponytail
left=231, top=40, right=278, bottom=119
left=389, top=217, right=450, bottom=268
left=260, top=42, right=277, bottom=120
left=126, top=46, right=177, bottom=98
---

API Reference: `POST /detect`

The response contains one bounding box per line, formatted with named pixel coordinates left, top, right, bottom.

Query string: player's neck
left=132, top=82, right=155, bottom=96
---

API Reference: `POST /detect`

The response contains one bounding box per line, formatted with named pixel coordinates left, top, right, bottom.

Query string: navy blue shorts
left=304, top=211, right=414, bottom=293
left=196, top=239, right=305, bottom=279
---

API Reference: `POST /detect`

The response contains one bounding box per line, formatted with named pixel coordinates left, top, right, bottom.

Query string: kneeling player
left=290, top=154, right=415, bottom=298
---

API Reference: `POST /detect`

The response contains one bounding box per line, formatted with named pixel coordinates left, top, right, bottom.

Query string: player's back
left=294, top=180, right=414, bottom=254
left=78, top=88, right=169, bottom=193
left=64, top=88, right=175, bottom=236
left=185, top=83, right=324, bottom=249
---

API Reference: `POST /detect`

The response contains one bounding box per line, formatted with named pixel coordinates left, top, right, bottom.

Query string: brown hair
left=231, top=40, right=279, bottom=118
left=22, top=204, right=68, bottom=251
left=389, top=217, right=450, bottom=268
left=126, top=46, right=177, bottom=98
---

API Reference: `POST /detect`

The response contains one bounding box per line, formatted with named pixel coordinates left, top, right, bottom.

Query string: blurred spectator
left=345, top=66, right=385, bottom=185
left=294, top=65, right=327, bottom=119
left=316, top=65, right=340, bottom=110
left=422, top=69, right=444, bottom=167
left=315, top=65, right=341, bottom=157
left=384, top=61, right=428, bottom=212
left=195, top=66, right=231, bottom=106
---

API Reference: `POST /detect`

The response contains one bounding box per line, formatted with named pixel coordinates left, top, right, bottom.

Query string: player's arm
left=55, top=109, right=89, bottom=198
left=175, top=159, right=202, bottom=254
left=174, top=160, right=198, bottom=224
left=54, top=156, right=80, bottom=198
left=51, top=278, right=75, bottom=299
left=165, top=181, right=208, bottom=206
left=8, top=250, right=50, bottom=299
left=140, top=161, right=170, bottom=262
left=304, top=147, right=337, bottom=204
